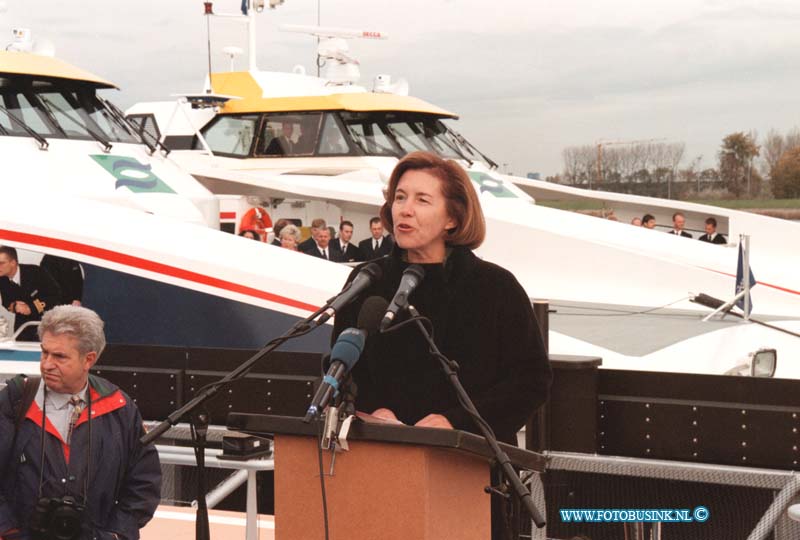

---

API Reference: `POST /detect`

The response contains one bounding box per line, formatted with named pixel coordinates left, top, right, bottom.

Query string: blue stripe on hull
left=82, top=264, right=332, bottom=352
left=0, top=350, right=41, bottom=362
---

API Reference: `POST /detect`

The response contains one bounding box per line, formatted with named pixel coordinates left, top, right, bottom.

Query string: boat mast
left=248, top=1, right=258, bottom=71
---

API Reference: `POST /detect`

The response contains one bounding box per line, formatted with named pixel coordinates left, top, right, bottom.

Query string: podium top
left=227, top=413, right=547, bottom=472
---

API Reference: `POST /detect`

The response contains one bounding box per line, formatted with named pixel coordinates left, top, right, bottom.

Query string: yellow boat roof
left=0, top=51, right=117, bottom=89
left=211, top=71, right=457, bottom=118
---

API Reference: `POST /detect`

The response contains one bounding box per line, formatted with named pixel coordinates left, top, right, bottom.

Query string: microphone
left=315, top=263, right=382, bottom=326
left=379, top=264, right=425, bottom=331
left=304, top=296, right=388, bottom=422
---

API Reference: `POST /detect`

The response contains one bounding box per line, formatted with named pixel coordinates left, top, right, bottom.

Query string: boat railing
left=536, top=450, right=800, bottom=540
left=155, top=434, right=274, bottom=540
left=3, top=321, right=41, bottom=342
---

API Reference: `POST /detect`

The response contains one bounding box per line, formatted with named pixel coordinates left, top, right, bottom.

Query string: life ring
left=239, top=207, right=272, bottom=241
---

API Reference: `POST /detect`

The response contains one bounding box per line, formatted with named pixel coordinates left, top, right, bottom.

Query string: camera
left=29, top=496, right=85, bottom=540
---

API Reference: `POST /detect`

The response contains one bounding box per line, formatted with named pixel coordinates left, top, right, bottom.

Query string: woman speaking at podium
left=333, top=151, right=551, bottom=446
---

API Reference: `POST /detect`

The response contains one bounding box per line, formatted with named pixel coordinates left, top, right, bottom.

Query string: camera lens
left=50, top=500, right=83, bottom=540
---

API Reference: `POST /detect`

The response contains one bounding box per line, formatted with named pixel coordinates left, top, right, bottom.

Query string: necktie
left=322, top=249, right=328, bottom=260
left=374, top=239, right=379, bottom=250
left=67, top=395, right=84, bottom=445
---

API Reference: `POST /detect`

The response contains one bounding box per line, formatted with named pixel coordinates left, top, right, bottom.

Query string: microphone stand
left=141, top=302, right=331, bottom=446
left=139, top=302, right=333, bottom=540
left=405, top=305, right=547, bottom=530
left=192, top=412, right=210, bottom=540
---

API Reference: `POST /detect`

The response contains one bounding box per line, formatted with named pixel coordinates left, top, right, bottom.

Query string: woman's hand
left=414, top=414, right=453, bottom=429
left=371, top=408, right=400, bottom=422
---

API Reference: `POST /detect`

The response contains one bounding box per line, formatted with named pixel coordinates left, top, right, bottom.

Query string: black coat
left=0, top=264, right=62, bottom=341
left=333, top=246, right=552, bottom=445
left=698, top=233, right=727, bottom=244
left=668, top=230, right=693, bottom=238
left=357, top=235, right=394, bottom=261
left=329, top=240, right=362, bottom=263
left=301, top=243, right=333, bottom=260
left=40, top=255, right=84, bottom=304
left=298, top=237, right=316, bottom=252
left=0, top=375, right=161, bottom=540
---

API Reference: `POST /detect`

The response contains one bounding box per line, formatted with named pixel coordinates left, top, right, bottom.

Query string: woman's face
left=281, top=234, right=297, bottom=250
left=391, top=169, right=456, bottom=263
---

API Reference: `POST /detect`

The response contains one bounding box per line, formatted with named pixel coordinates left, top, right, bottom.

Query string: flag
left=241, top=0, right=248, bottom=15
left=735, top=242, right=757, bottom=315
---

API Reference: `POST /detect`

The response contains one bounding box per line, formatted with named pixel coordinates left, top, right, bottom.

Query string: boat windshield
left=196, top=109, right=493, bottom=165
left=338, top=111, right=484, bottom=162
left=0, top=76, right=139, bottom=143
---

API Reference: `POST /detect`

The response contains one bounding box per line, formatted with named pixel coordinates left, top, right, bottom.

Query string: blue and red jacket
left=0, top=374, right=161, bottom=540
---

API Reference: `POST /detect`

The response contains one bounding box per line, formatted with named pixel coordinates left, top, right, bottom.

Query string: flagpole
left=743, top=234, right=751, bottom=322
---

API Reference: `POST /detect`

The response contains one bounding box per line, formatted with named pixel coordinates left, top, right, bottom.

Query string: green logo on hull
left=91, top=155, right=176, bottom=194
left=468, top=171, right=517, bottom=198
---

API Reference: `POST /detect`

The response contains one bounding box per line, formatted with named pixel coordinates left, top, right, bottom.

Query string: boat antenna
left=316, top=0, right=321, bottom=77
left=204, top=1, right=213, bottom=94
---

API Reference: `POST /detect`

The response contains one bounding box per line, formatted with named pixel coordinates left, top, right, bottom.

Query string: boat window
left=127, top=113, right=161, bottom=146
left=340, top=112, right=402, bottom=156
left=201, top=115, right=259, bottom=156
left=38, top=91, right=93, bottom=138
left=385, top=121, right=428, bottom=154
left=254, top=113, right=322, bottom=157
left=317, top=114, right=350, bottom=155
left=0, top=91, right=57, bottom=136
left=74, top=92, right=138, bottom=143
left=337, top=111, right=484, bottom=161
left=0, top=76, right=139, bottom=143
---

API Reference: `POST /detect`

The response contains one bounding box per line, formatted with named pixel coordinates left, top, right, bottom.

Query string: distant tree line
left=550, top=128, right=800, bottom=199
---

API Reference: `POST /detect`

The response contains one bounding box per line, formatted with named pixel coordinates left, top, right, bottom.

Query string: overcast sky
left=3, top=0, right=800, bottom=176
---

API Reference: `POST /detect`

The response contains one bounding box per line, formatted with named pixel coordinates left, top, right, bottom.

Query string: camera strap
left=9, top=375, right=41, bottom=464
left=36, top=383, right=93, bottom=506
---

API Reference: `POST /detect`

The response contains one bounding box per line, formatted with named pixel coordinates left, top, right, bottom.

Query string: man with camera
left=0, top=306, right=161, bottom=540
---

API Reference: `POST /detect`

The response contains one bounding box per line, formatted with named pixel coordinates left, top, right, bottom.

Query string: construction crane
left=594, top=138, right=666, bottom=189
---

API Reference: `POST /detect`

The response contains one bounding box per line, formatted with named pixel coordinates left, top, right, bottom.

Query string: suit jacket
left=302, top=243, right=333, bottom=260
left=298, top=237, right=316, bottom=252
left=263, top=135, right=294, bottom=156
left=330, top=240, right=362, bottom=263
left=40, top=255, right=84, bottom=304
left=358, top=235, right=394, bottom=260
left=698, top=233, right=727, bottom=244
left=668, top=230, right=693, bottom=238
left=0, top=264, right=62, bottom=341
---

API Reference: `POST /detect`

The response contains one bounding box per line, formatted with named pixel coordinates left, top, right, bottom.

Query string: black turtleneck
left=333, top=245, right=551, bottom=445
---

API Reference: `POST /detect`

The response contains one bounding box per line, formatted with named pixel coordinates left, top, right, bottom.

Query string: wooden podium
left=228, top=413, right=547, bottom=540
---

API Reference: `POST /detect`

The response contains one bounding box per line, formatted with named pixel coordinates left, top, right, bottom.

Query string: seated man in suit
left=358, top=217, right=394, bottom=260
left=698, top=217, right=727, bottom=244
left=302, top=228, right=333, bottom=260
left=264, top=121, right=296, bottom=156
left=668, top=212, right=693, bottom=238
left=298, top=218, right=327, bottom=252
left=0, top=246, right=62, bottom=341
left=330, top=221, right=362, bottom=263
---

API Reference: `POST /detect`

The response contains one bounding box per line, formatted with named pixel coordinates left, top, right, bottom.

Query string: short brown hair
left=379, top=151, right=485, bottom=250
left=0, top=246, right=18, bottom=262
left=310, top=218, right=327, bottom=230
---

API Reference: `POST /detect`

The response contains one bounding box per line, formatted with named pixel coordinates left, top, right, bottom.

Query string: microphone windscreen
left=331, top=329, right=366, bottom=371
left=358, top=296, right=389, bottom=334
